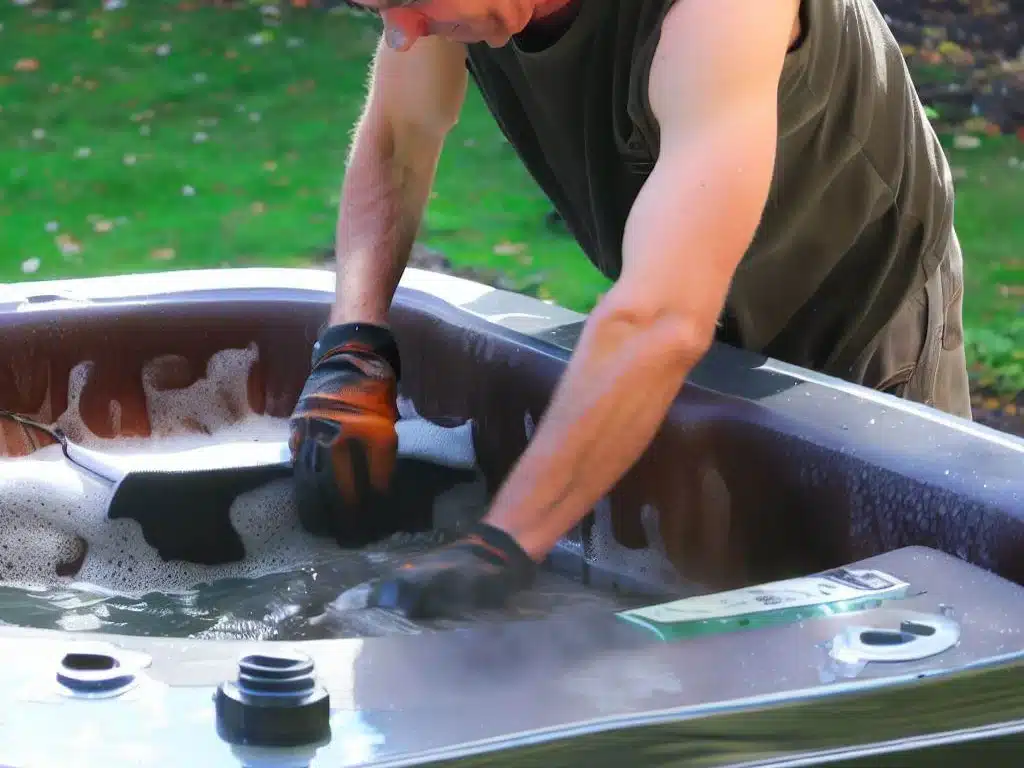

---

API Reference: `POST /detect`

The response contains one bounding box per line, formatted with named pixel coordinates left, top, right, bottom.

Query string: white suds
left=0, top=345, right=474, bottom=597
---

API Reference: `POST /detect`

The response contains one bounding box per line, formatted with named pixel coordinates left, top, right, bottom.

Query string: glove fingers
left=342, top=436, right=372, bottom=507
left=370, top=568, right=467, bottom=621
left=290, top=417, right=351, bottom=538
left=370, top=560, right=506, bottom=620
left=293, top=436, right=338, bottom=538
left=474, top=569, right=517, bottom=611
left=369, top=576, right=425, bottom=618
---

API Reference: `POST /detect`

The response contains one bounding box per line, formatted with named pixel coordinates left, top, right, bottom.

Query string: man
left=289, top=0, right=971, bottom=619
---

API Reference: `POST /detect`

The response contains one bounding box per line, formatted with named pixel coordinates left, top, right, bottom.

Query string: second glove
left=289, top=322, right=401, bottom=545
left=366, top=522, right=538, bottom=620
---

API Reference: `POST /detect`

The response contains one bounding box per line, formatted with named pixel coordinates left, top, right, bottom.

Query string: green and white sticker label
left=617, top=568, right=910, bottom=640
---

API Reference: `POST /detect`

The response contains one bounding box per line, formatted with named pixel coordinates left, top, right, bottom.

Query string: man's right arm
left=329, top=36, right=469, bottom=326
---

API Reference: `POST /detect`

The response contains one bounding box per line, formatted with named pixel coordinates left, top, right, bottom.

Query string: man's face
left=350, top=0, right=539, bottom=50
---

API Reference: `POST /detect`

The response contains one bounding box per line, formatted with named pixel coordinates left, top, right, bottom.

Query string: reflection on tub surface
left=0, top=540, right=641, bottom=641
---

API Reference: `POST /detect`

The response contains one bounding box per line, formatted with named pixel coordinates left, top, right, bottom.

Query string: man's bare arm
left=484, top=0, right=800, bottom=558
left=331, top=35, right=468, bottom=325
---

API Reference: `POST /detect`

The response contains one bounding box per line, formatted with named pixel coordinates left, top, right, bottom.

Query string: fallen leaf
left=14, top=58, right=39, bottom=73
left=998, top=285, right=1024, bottom=298
left=262, top=161, right=277, bottom=172
left=93, top=220, right=113, bottom=233
left=962, top=117, right=990, bottom=135
left=21, top=258, right=41, bottom=274
left=250, top=202, right=266, bottom=215
left=151, top=248, right=176, bottom=261
left=55, top=234, right=81, bottom=256
left=493, top=241, right=527, bottom=256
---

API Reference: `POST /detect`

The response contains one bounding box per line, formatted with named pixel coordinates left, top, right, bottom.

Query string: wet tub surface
left=0, top=269, right=1021, bottom=766
left=0, top=549, right=646, bottom=641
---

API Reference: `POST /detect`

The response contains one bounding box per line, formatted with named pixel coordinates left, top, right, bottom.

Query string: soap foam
left=0, top=345, right=388, bottom=597
left=0, top=343, right=658, bottom=639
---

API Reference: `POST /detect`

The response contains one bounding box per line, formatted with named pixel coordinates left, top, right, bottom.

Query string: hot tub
left=0, top=267, right=1022, bottom=767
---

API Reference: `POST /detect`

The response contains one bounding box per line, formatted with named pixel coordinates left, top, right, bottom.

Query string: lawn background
left=1, top=1, right=1021, bottom=406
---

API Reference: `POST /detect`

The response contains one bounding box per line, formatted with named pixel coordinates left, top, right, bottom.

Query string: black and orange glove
left=367, top=522, right=538, bottom=620
left=289, top=322, right=401, bottom=545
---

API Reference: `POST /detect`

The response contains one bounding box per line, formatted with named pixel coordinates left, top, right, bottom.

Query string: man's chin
left=485, top=34, right=513, bottom=47
left=443, top=23, right=513, bottom=47
left=445, top=32, right=511, bottom=47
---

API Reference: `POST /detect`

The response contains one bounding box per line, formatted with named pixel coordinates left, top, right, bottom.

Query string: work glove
left=289, top=322, right=401, bottom=545
left=366, top=522, right=538, bottom=619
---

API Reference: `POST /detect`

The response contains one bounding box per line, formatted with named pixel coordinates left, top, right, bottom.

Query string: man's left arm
left=485, top=0, right=801, bottom=558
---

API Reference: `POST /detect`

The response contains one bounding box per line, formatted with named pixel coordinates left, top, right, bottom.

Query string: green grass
left=0, top=1, right=608, bottom=309
left=0, top=1, right=1020, bottom=383
left=940, top=138, right=1024, bottom=391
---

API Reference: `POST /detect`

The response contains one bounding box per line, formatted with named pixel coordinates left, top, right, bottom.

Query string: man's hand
left=366, top=523, right=537, bottom=619
left=289, top=322, right=401, bottom=545
left=479, top=0, right=801, bottom=562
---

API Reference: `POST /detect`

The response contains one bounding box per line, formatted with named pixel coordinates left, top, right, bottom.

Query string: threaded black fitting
left=215, top=650, right=331, bottom=748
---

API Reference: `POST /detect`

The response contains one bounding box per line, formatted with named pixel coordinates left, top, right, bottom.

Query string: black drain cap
left=215, top=649, right=331, bottom=747
left=57, top=651, right=136, bottom=695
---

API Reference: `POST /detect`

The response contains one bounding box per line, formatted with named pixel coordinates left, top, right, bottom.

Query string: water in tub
left=0, top=346, right=640, bottom=640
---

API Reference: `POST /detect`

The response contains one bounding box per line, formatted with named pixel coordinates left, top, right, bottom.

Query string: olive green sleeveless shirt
left=464, top=0, right=955, bottom=379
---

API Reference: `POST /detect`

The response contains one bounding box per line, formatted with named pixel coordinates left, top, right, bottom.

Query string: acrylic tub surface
left=0, top=267, right=1022, bottom=766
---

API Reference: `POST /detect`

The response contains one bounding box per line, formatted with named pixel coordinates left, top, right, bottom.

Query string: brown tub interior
left=1, top=290, right=1022, bottom=594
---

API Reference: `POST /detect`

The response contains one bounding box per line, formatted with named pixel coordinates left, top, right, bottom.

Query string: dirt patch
left=877, top=0, right=1024, bottom=134
left=971, top=387, right=1024, bottom=436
